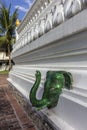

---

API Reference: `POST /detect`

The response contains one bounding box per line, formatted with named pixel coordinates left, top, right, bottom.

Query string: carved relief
left=39, top=18, right=45, bottom=36
left=33, top=23, right=39, bottom=40
left=13, top=0, right=87, bottom=52
left=63, top=0, right=74, bottom=18
left=30, top=70, right=73, bottom=110
left=24, top=34, right=28, bottom=45
left=72, top=0, right=82, bottom=15
left=21, top=37, right=24, bottom=47
left=52, top=4, right=64, bottom=27
left=63, top=0, right=82, bottom=18
left=30, top=27, right=34, bottom=42
left=45, top=11, right=53, bottom=33
left=81, top=0, right=87, bottom=7
left=27, top=31, right=31, bottom=43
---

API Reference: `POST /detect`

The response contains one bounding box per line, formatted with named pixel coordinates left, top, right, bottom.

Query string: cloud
left=15, top=5, right=28, bottom=12
left=24, top=0, right=33, bottom=7
left=14, top=0, right=33, bottom=13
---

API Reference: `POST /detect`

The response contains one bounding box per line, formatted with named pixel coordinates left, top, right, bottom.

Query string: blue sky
left=0, top=0, right=34, bottom=20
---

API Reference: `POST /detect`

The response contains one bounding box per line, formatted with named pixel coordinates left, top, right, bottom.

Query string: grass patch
left=0, top=70, right=9, bottom=75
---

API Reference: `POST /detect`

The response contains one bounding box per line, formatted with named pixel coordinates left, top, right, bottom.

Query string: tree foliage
left=0, top=2, right=18, bottom=70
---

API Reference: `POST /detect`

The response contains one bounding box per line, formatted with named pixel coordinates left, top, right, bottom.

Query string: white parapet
left=12, top=0, right=87, bottom=53
left=8, top=0, right=87, bottom=130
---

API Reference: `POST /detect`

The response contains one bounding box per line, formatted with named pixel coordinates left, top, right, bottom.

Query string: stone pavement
left=0, top=75, right=37, bottom=130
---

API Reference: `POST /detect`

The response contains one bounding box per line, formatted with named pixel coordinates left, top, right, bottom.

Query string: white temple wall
left=8, top=0, right=87, bottom=130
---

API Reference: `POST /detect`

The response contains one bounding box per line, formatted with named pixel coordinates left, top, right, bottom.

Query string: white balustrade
left=12, top=0, right=87, bottom=53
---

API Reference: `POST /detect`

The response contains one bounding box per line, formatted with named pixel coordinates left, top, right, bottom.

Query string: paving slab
left=0, top=74, right=37, bottom=130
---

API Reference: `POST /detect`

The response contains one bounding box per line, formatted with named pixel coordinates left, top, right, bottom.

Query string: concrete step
left=42, top=109, right=75, bottom=130
left=54, top=94, right=87, bottom=130
left=73, top=87, right=87, bottom=95
left=63, top=88, right=87, bottom=103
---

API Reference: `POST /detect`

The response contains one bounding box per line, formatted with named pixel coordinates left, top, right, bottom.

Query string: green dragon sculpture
left=30, top=70, right=73, bottom=110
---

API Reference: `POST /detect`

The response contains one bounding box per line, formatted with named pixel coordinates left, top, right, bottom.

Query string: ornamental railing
left=12, top=0, right=87, bottom=53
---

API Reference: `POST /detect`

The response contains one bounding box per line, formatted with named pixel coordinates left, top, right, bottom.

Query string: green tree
left=0, top=3, right=18, bottom=70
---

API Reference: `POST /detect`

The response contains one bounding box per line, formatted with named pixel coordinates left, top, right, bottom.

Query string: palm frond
left=0, top=36, right=7, bottom=46
left=0, top=2, right=18, bottom=52
left=0, top=27, right=3, bottom=33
